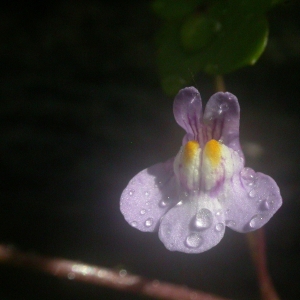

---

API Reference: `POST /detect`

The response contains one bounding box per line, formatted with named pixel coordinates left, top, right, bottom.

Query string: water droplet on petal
left=194, top=208, right=213, bottom=229
left=215, top=210, right=222, bottom=216
left=145, top=218, right=153, bottom=227
left=226, top=220, right=236, bottom=227
left=145, top=201, right=150, bottom=206
left=145, top=191, right=150, bottom=196
left=140, top=209, right=146, bottom=215
left=220, top=103, right=228, bottom=111
left=241, top=168, right=256, bottom=185
left=261, top=199, right=270, bottom=210
left=131, top=221, right=137, bottom=227
left=249, top=189, right=257, bottom=198
left=160, top=200, right=167, bottom=207
left=215, top=223, right=224, bottom=232
left=160, top=196, right=172, bottom=207
left=129, top=190, right=134, bottom=196
left=249, top=214, right=265, bottom=229
left=186, top=233, right=203, bottom=248
left=217, top=103, right=228, bottom=114
left=176, top=200, right=183, bottom=206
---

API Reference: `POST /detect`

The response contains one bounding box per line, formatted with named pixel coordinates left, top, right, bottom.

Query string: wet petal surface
left=203, top=92, right=243, bottom=157
left=173, top=87, right=203, bottom=144
left=159, top=195, right=225, bottom=253
left=120, top=158, right=178, bottom=232
left=120, top=87, right=282, bottom=253
left=223, top=169, right=282, bottom=232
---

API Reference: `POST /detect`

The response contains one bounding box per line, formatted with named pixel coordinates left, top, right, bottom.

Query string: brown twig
left=0, top=244, right=230, bottom=300
left=247, top=229, right=280, bottom=300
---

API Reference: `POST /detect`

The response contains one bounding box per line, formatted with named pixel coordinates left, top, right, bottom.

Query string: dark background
left=1, top=1, right=300, bottom=299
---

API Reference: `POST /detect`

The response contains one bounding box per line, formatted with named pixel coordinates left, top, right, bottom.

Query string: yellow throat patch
left=204, top=139, right=221, bottom=167
left=183, top=140, right=199, bottom=165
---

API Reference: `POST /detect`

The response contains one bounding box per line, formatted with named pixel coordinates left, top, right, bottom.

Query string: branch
left=0, top=244, right=230, bottom=300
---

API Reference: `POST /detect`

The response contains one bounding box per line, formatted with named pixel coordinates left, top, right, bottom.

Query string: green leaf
left=151, top=0, right=200, bottom=20
left=153, top=0, right=286, bottom=95
left=180, top=14, right=220, bottom=52
left=201, top=14, right=269, bottom=75
left=156, top=23, right=202, bottom=95
left=229, top=0, right=285, bottom=13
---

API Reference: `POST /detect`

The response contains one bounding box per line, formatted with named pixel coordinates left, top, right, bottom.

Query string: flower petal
left=120, top=158, right=178, bottom=232
left=173, top=87, right=203, bottom=144
left=223, top=168, right=282, bottom=232
left=159, top=195, right=225, bottom=253
left=203, top=92, right=243, bottom=157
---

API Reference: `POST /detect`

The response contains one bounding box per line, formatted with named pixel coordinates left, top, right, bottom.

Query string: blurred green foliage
left=152, top=0, right=285, bottom=95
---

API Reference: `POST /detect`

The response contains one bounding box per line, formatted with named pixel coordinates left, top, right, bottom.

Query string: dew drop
left=131, top=221, right=137, bottom=227
left=261, top=199, right=270, bottom=211
left=160, top=200, right=167, bottom=207
left=220, top=103, right=228, bottom=111
left=215, top=223, right=224, bottom=232
left=226, top=220, right=236, bottom=227
left=145, top=218, right=153, bottom=227
left=145, top=201, right=150, bottom=206
left=215, top=210, right=222, bottom=216
left=186, top=233, right=203, bottom=248
left=140, top=209, right=146, bottom=215
left=249, top=189, right=257, bottom=198
left=119, top=269, right=127, bottom=277
left=145, top=191, right=150, bottom=196
left=194, top=208, right=213, bottom=229
left=249, top=214, right=264, bottom=229
left=240, top=168, right=256, bottom=185
left=129, top=190, right=134, bottom=196
left=176, top=200, right=183, bottom=206
left=68, top=272, right=75, bottom=280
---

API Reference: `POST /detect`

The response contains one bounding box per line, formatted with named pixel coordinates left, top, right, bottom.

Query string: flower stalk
left=0, top=244, right=230, bottom=300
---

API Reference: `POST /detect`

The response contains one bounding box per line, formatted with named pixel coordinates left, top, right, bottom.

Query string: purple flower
left=120, top=87, right=282, bottom=253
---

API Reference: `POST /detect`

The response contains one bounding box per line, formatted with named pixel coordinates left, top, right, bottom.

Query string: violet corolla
left=120, top=87, right=282, bottom=253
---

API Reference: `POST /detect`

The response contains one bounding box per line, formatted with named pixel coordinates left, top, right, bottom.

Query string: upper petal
left=222, top=168, right=282, bottom=232
left=120, top=158, right=178, bottom=232
left=158, top=194, right=225, bottom=253
left=203, top=92, right=242, bottom=157
left=173, top=87, right=203, bottom=143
